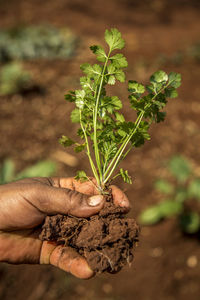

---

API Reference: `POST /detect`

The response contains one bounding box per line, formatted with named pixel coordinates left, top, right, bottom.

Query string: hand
left=0, top=177, right=130, bottom=279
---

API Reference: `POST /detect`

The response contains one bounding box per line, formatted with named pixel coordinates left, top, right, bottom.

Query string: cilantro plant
left=60, top=28, right=181, bottom=192
left=139, top=156, right=200, bottom=234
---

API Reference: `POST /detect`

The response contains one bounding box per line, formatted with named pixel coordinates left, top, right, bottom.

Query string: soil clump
left=40, top=193, right=139, bottom=273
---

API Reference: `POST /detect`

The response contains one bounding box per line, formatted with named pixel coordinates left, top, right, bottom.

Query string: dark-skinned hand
left=0, top=177, right=130, bottom=279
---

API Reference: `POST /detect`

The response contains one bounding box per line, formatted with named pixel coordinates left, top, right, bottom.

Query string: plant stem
left=103, top=111, right=145, bottom=184
left=79, top=110, right=100, bottom=186
left=103, top=84, right=168, bottom=184
left=93, top=51, right=111, bottom=185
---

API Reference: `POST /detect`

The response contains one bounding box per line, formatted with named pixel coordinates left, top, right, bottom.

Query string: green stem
left=79, top=110, right=100, bottom=186
left=103, top=84, right=168, bottom=182
left=93, top=51, right=111, bottom=185
left=103, top=111, right=145, bottom=184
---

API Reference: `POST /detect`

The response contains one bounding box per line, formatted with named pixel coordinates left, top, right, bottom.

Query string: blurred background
left=0, top=0, right=200, bottom=299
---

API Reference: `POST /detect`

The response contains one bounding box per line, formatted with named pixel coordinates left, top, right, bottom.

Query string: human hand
left=0, top=177, right=130, bottom=279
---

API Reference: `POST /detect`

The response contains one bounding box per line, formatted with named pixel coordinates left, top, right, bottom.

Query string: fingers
left=110, top=185, right=130, bottom=212
left=28, top=184, right=105, bottom=218
left=51, top=177, right=131, bottom=212
left=40, top=241, right=94, bottom=279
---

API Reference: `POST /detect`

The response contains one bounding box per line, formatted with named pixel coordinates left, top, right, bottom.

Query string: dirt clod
left=40, top=194, right=139, bottom=273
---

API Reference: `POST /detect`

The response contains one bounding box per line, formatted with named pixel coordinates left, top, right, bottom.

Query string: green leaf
left=59, top=135, right=75, bottom=147
left=150, top=70, right=168, bottom=83
left=168, top=72, right=182, bottom=88
left=139, top=205, right=162, bottom=225
left=74, top=170, right=88, bottom=182
left=80, top=63, right=102, bottom=76
left=74, top=144, right=86, bottom=153
left=75, top=89, right=85, bottom=109
left=111, top=96, right=122, bottom=110
left=115, top=112, right=125, bottom=122
left=0, top=159, right=15, bottom=184
left=159, top=200, right=183, bottom=217
left=188, top=178, right=200, bottom=200
left=128, top=80, right=145, bottom=95
left=165, top=87, right=178, bottom=98
left=115, top=69, right=125, bottom=82
left=105, top=28, right=125, bottom=51
left=108, top=75, right=116, bottom=85
left=168, top=156, right=191, bottom=183
left=65, top=91, right=76, bottom=102
left=154, top=179, right=174, bottom=194
left=16, top=160, right=56, bottom=179
left=180, top=212, right=200, bottom=234
left=70, top=108, right=80, bottom=123
left=90, top=45, right=107, bottom=62
left=119, top=168, right=132, bottom=184
left=110, top=53, right=128, bottom=68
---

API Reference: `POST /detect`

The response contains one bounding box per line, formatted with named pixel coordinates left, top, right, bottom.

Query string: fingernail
left=87, top=195, right=103, bottom=206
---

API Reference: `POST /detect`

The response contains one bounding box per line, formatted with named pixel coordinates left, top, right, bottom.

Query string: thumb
left=28, top=184, right=105, bottom=218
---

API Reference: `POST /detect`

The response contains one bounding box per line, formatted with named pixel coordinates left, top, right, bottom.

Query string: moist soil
left=40, top=193, right=139, bottom=273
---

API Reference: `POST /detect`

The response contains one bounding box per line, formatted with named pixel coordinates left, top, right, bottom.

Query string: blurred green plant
left=0, top=62, right=32, bottom=95
left=139, top=155, right=200, bottom=234
left=0, top=159, right=57, bottom=184
left=187, top=41, right=200, bottom=62
left=0, top=25, right=77, bottom=62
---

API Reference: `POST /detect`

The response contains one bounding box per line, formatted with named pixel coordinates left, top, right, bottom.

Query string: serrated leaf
left=59, top=135, right=75, bottom=147
left=105, top=28, right=125, bottom=51
left=74, top=170, right=88, bottom=182
left=110, top=53, right=128, bottom=68
left=119, top=168, right=132, bottom=184
left=74, top=144, right=86, bottom=153
left=188, top=179, right=200, bottom=200
left=180, top=212, right=200, bottom=234
left=165, top=87, right=178, bottom=98
left=115, top=69, right=125, bottom=82
left=111, top=96, right=122, bottom=110
left=75, top=98, right=84, bottom=109
left=159, top=200, right=183, bottom=217
left=107, top=63, right=116, bottom=74
left=150, top=70, right=168, bottom=83
left=70, top=108, right=80, bottom=123
left=128, top=80, right=145, bottom=94
left=139, top=205, right=162, bottom=225
left=115, top=112, right=125, bottom=122
left=90, top=45, right=107, bottom=62
left=108, top=75, right=116, bottom=85
left=75, top=89, right=85, bottom=109
left=154, top=179, right=174, bottom=194
left=168, top=72, right=181, bottom=88
left=80, top=63, right=102, bottom=76
left=168, top=156, right=191, bottom=183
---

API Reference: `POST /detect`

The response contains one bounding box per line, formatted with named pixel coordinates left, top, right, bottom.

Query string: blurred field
left=0, top=0, right=200, bottom=299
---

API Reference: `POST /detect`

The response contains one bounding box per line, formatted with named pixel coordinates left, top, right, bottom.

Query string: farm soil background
left=0, top=0, right=200, bottom=299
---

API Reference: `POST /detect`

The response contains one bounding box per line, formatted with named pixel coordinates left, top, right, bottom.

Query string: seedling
left=60, top=28, right=181, bottom=192
left=139, top=156, right=200, bottom=234
left=41, top=29, right=182, bottom=273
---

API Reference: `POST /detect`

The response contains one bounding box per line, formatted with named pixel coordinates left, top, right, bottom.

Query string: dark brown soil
left=40, top=194, right=139, bottom=273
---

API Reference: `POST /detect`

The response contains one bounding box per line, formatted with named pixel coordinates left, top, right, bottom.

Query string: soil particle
left=40, top=194, right=139, bottom=273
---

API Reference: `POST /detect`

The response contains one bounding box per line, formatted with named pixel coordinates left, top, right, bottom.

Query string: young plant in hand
left=41, top=29, right=181, bottom=274
left=60, top=28, right=181, bottom=192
